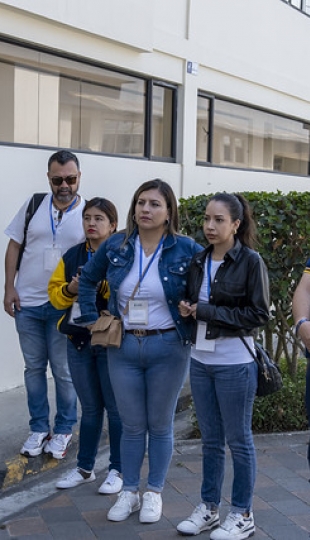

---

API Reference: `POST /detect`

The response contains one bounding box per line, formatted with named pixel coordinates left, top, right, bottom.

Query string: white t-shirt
left=191, top=256, right=255, bottom=365
left=118, top=236, right=175, bottom=330
left=5, top=193, right=85, bottom=307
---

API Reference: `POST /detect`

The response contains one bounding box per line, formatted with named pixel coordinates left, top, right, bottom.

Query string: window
left=197, top=94, right=310, bottom=176
left=151, top=83, right=175, bottom=158
left=282, top=0, right=310, bottom=15
left=196, top=95, right=211, bottom=162
left=0, top=40, right=177, bottom=160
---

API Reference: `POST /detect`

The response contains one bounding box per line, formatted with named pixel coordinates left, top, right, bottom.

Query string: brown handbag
left=91, top=256, right=156, bottom=348
left=90, top=310, right=122, bottom=348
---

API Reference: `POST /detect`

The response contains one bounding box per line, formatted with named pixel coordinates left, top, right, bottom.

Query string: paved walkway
left=0, top=429, right=310, bottom=539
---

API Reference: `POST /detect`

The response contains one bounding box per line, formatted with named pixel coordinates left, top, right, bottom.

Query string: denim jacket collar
left=125, top=228, right=177, bottom=252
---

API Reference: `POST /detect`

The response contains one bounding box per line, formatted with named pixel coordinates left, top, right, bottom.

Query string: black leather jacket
left=186, top=239, right=270, bottom=341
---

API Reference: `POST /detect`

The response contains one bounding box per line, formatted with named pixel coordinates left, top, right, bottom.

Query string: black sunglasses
left=50, top=175, right=78, bottom=186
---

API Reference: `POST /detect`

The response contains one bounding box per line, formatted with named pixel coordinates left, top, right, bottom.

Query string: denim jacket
left=76, top=229, right=203, bottom=342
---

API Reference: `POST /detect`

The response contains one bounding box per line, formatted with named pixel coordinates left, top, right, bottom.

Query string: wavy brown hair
left=125, top=179, right=179, bottom=240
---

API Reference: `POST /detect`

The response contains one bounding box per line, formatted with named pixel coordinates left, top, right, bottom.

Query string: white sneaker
left=98, top=469, right=123, bottom=494
left=177, top=503, right=220, bottom=535
left=107, top=490, right=140, bottom=522
left=20, top=432, right=50, bottom=457
left=210, top=512, right=255, bottom=540
left=139, top=491, right=162, bottom=523
left=44, top=434, right=72, bottom=459
left=56, top=467, right=96, bottom=489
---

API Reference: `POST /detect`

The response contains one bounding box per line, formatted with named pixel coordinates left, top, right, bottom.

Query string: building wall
left=0, top=0, right=309, bottom=390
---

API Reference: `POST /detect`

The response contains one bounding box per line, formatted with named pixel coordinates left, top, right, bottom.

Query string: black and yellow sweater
left=48, top=241, right=109, bottom=348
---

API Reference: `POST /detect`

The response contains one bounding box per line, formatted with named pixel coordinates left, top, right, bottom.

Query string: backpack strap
left=16, top=193, right=47, bottom=270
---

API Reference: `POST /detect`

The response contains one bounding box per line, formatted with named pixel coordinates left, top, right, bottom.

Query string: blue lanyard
left=50, top=196, right=77, bottom=244
left=207, top=255, right=212, bottom=299
left=139, top=235, right=164, bottom=287
left=86, top=241, right=93, bottom=262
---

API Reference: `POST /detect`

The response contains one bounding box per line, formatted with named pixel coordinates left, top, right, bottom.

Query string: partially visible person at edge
left=292, top=259, right=310, bottom=469
left=48, top=197, right=123, bottom=495
left=176, top=193, right=270, bottom=540
left=3, top=150, right=85, bottom=460
left=75, top=179, right=203, bottom=525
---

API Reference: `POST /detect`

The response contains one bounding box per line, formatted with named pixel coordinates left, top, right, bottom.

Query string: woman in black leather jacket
left=177, top=193, right=269, bottom=540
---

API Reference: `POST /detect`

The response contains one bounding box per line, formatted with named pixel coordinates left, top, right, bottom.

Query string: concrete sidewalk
left=0, top=382, right=310, bottom=539
left=0, top=430, right=310, bottom=538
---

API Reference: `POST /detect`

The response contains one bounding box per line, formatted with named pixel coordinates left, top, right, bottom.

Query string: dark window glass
left=0, top=40, right=175, bottom=160
left=196, top=95, right=210, bottom=162
left=151, top=84, right=174, bottom=158
left=197, top=94, right=310, bottom=176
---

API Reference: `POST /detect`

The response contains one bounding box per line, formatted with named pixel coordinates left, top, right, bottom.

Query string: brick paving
left=0, top=432, right=310, bottom=539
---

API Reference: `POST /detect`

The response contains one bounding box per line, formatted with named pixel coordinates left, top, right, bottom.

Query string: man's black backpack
left=16, top=193, right=46, bottom=270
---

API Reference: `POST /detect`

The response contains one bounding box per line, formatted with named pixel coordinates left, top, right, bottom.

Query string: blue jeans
left=15, top=302, right=77, bottom=434
left=190, top=359, right=257, bottom=513
left=68, top=341, right=122, bottom=472
left=108, top=330, right=190, bottom=492
left=305, top=359, right=310, bottom=465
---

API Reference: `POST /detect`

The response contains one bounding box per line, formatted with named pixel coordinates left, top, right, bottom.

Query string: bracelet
left=62, top=284, right=76, bottom=298
left=295, top=317, right=309, bottom=337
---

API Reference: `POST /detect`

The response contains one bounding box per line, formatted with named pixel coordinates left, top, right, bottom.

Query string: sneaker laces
left=104, top=469, right=119, bottom=486
left=115, top=491, right=134, bottom=509
left=51, top=434, right=69, bottom=448
left=28, top=432, right=42, bottom=443
left=188, top=504, right=212, bottom=525
left=26, top=432, right=48, bottom=445
left=64, top=468, right=83, bottom=481
left=62, top=467, right=90, bottom=480
left=221, top=512, right=244, bottom=531
left=142, top=492, right=161, bottom=511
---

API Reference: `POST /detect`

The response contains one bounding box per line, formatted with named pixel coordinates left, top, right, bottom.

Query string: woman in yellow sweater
left=48, top=197, right=122, bottom=494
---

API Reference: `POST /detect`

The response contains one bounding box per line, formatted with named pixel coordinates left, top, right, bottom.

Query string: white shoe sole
left=107, top=502, right=140, bottom=522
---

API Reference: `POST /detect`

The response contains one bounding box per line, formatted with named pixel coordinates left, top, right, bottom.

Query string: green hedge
left=252, top=359, right=307, bottom=433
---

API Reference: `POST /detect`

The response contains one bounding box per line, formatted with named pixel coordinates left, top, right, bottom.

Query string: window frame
left=0, top=36, right=178, bottom=162
left=196, top=91, right=310, bottom=177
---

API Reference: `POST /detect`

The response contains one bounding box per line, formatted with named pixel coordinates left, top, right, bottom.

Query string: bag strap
left=123, top=258, right=155, bottom=315
left=16, top=193, right=46, bottom=270
left=239, top=335, right=257, bottom=363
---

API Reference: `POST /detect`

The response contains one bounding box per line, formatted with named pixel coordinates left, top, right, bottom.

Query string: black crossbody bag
left=239, top=336, right=283, bottom=398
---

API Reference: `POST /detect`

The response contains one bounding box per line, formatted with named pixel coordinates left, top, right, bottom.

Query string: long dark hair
left=207, top=192, right=256, bottom=249
left=125, top=179, right=179, bottom=238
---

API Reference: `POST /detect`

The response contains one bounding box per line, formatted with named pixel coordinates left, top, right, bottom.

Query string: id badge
left=44, top=246, right=62, bottom=271
left=128, top=299, right=148, bottom=325
left=196, top=321, right=215, bottom=352
left=69, top=302, right=82, bottom=325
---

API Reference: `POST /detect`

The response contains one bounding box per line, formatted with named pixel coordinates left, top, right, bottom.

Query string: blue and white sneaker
left=210, top=511, right=255, bottom=540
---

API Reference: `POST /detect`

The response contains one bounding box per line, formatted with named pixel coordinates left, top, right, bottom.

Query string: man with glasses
left=4, top=150, right=85, bottom=460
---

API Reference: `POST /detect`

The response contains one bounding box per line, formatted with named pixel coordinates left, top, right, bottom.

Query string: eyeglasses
left=50, top=175, right=78, bottom=186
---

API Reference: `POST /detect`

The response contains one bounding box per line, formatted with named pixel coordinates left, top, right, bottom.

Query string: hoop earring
left=132, top=214, right=136, bottom=222
left=165, top=218, right=170, bottom=226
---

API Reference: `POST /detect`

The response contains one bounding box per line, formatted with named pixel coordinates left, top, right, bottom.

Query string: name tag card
left=128, top=299, right=148, bottom=325
left=69, top=302, right=82, bottom=325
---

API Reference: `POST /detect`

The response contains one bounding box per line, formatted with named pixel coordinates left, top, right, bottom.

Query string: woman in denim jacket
left=177, top=193, right=269, bottom=540
left=77, top=179, right=203, bottom=524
